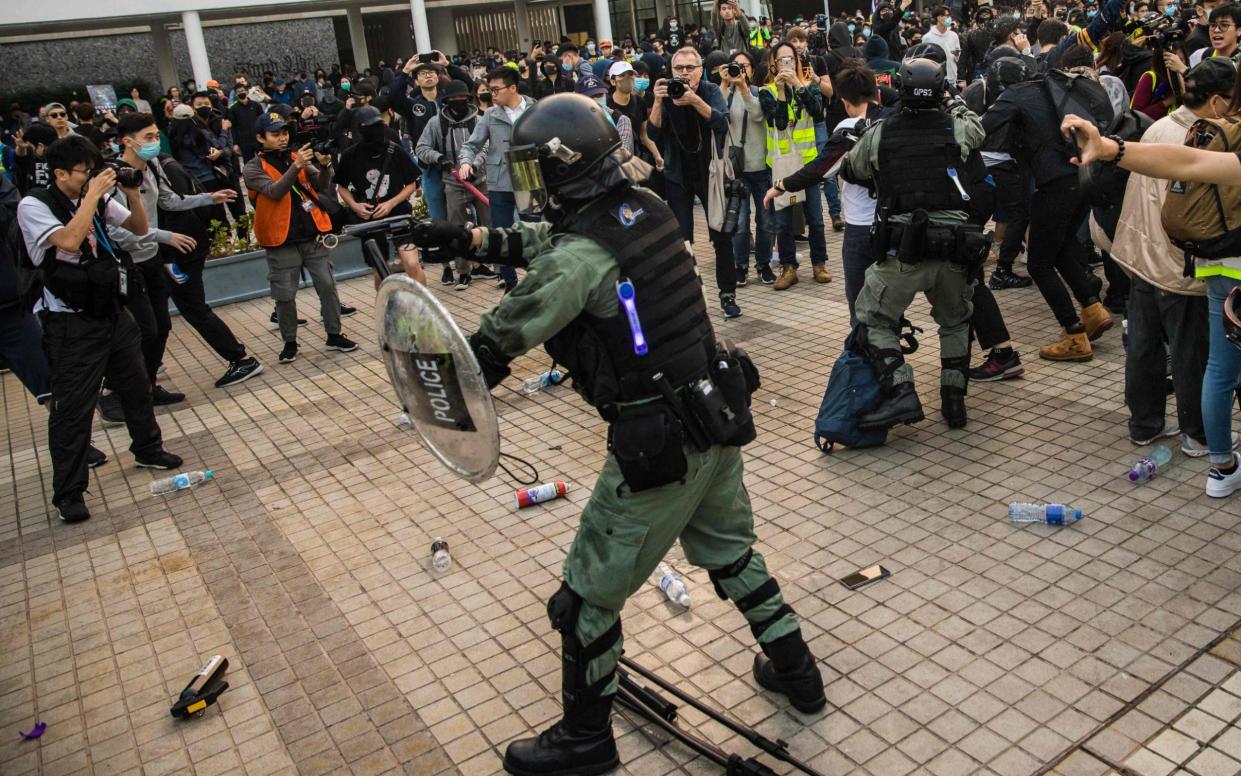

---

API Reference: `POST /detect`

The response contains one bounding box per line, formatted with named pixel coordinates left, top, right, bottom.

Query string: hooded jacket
left=863, top=36, right=901, bottom=73
left=1108, top=107, right=1206, bottom=296
left=824, top=23, right=863, bottom=75
left=415, top=102, right=487, bottom=189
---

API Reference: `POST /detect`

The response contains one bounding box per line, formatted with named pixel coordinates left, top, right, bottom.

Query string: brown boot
left=1039, top=329, right=1093, bottom=362
left=1081, top=302, right=1114, bottom=341
left=773, top=264, right=799, bottom=290
left=813, top=265, right=832, bottom=283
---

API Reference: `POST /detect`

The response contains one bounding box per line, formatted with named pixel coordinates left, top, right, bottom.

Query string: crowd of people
left=2, top=0, right=1241, bottom=525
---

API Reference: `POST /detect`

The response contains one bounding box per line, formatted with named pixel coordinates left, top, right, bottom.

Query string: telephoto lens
left=667, top=78, right=689, bottom=99
left=726, top=62, right=742, bottom=78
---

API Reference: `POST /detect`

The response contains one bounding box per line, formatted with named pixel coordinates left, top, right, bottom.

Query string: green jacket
left=842, top=103, right=984, bottom=226
left=477, top=220, right=620, bottom=359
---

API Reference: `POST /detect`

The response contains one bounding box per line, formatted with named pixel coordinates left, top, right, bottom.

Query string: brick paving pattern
left=2, top=215, right=1240, bottom=775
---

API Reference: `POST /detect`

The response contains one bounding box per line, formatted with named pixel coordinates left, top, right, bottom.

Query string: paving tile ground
left=2, top=213, right=1241, bottom=775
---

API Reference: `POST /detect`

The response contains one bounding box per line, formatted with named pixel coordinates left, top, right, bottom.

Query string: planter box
left=190, top=235, right=372, bottom=310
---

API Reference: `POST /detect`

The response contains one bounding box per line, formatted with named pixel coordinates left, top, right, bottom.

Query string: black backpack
left=0, top=177, right=42, bottom=312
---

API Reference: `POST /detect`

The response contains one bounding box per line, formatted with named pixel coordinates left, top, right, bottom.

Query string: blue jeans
left=732, top=169, right=774, bottom=270
left=773, top=182, right=827, bottom=268
left=418, top=163, right=447, bottom=222
left=488, top=190, right=522, bottom=284
left=1203, top=275, right=1241, bottom=465
left=841, top=223, right=876, bottom=325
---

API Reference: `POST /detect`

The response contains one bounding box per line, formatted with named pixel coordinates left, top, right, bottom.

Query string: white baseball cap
left=608, top=61, right=636, bottom=78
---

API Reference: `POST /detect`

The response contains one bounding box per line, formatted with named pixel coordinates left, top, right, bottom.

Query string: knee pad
left=708, top=551, right=796, bottom=642
left=548, top=583, right=622, bottom=701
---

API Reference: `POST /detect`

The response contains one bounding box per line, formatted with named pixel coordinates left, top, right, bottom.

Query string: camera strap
left=368, top=142, right=398, bottom=206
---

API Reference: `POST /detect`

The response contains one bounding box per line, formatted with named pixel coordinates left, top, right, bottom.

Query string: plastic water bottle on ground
left=396, top=413, right=412, bottom=430
left=150, top=470, right=214, bottom=496
left=1007, top=502, right=1084, bottom=526
left=650, top=562, right=690, bottom=607
left=522, top=369, right=564, bottom=394
left=431, top=538, right=451, bottom=572
left=1129, top=445, right=1173, bottom=482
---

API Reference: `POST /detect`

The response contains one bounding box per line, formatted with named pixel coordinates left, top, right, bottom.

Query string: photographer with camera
left=649, top=47, right=741, bottom=318
left=171, top=92, right=244, bottom=231
left=16, top=135, right=185, bottom=522
left=759, top=41, right=829, bottom=291
left=717, top=51, right=774, bottom=288
left=1189, top=4, right=1240, bottom=65
left=244, top=112, right=357, bottom=364
left=337, top=105, right=420, bottom=288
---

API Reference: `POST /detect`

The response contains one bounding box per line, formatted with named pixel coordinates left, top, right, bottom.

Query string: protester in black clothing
left=228, top=89, right=262, bottom=161
left=11, top=123, right=58, bottom=194
left=335, top=106, right=419, bottom=286
left=331, top=80, right=376, bottom=150
left=16, top=135, right=183, bottom=523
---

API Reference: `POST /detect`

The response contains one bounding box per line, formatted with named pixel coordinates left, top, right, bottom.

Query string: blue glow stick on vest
left=616, top=278, right=648, bottom=356
left=946, top=168, right=971, bottom=202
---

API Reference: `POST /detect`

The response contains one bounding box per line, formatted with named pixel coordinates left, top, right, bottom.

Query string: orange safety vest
left=251, top=153, right=333, bottom=248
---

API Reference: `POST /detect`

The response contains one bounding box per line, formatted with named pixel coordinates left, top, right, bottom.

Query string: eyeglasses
left=68, top=165, right=94, bottom=175
left=671, top=64, right=699, bottom=73
left=1210, top=21, right=1236, bottom=30
left=47, top=112, right=67, bottom=119
left=487, top=84, right=514, bottom=93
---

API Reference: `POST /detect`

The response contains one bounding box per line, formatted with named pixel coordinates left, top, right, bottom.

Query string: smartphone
left=840, top=565, right=890, bottom=590
left=418, top=52, right=435, bottom=64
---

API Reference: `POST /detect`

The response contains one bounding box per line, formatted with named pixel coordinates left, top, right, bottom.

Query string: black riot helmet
left=902, top=42, right=947, bottom=65
left=508, top=93, right=645, bottom=214
left=984, top=56, right=1032, bottom=107
left=898, top=57, right=946, bottom=110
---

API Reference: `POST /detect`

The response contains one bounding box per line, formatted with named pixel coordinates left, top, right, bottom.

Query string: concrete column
left=409, top=0, right=432, bottom=53
left=514, top=0, right=534, bottom=54
left=593, top=0, right=613, bottom=41
left=426, top=7, right=457, bottom=54
left=150, top=22, right=179, bottom=91
left=346, top=7, right=371, bottom=71
left=181, top=10, right=211, bottom=89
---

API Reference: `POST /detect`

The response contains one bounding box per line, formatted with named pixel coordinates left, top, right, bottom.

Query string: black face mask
left=444, top=100, right=471, bottom=120
left=479, top=92, right=493, bottom=104
left=360, top=124, right=386, bottom=146
left=195, top=106, right=213, bottom=119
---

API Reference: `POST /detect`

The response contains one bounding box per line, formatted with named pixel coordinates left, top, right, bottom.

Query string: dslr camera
left=104, top=162, right=144, bottom=189
left=725, top=61, right=743, bottom=78
left=666, top=77, right=690, bottom=98
left=719, top=177, right=747, bottom=235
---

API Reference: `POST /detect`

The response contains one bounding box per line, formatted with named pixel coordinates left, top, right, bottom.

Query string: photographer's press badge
left=376, top=274, right=500, bottom=481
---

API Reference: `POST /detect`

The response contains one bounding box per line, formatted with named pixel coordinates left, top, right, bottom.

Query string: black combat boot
left=941, top=386, right=967, bottom=428
left=858, top=382, right=924, bottom=429
left=503, top=691, right=618, bottom=776
left=753, top=630, right=827, bottom=714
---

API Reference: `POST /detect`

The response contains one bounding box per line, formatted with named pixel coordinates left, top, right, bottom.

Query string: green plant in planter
left=412, top=193, right=429, bottom=221
left=205, top=214, right=260, bottom=259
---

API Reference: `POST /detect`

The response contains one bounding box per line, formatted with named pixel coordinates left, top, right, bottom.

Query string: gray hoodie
left=415, top=103, right=487, bottom=189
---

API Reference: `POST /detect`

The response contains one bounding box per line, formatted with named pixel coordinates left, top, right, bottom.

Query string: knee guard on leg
left=547, top=582, right=621, bottom=706
left=707, top=550, right=797, bottom=643
left=855, top=324, right=906, bottom=395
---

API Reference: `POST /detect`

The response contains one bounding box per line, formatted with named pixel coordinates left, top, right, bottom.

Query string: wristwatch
left=773, top=179, right=786, bottom=193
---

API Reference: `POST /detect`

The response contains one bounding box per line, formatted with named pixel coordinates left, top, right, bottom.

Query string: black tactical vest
left=546, top=186, right=716, bottom=414
left=876, top=109, right=969, bottom=215
left=26, top=187, right=125, bottom=317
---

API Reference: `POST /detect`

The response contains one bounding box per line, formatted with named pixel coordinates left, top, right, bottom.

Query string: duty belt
left=872, top=220, right=990, bottom=268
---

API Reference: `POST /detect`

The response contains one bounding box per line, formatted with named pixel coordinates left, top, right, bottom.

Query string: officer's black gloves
left=410, top=219, right=475, bottom=261
left=468, top=331, right=513, bottom=389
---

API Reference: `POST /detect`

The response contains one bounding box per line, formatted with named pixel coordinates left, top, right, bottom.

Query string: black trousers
left=164, top=257, right=247, bottom=364
left=204, top=176, right=245, bottom=226
left=44, top=310, right=163, bottom=502
left=971, top=265, right=1011, bottom=351
left=1125, top=276, right=1209, bottom=443
left=1027, top=177, right=1100, bottom=327
left=0, top=306, right=50, bottom=401
left=989, top=161, right=1030, bottom=271
left=665, top=175, right=737, bottom=297
left=124, top=261, right=167, bottom=383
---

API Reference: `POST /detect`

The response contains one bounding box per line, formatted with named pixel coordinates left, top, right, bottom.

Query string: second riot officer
left=840, top=57, right=992, bottom=430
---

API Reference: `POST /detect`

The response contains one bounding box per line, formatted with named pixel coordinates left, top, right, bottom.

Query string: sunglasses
left=47, top=112, right=67, bottom=118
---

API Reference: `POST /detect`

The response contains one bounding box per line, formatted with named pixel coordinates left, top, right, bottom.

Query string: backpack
left=1079, top=108, right=1155, bottom=239
left=814, top=328, right=889, bottom=452
left=0, top=177, right=42, bottom=311
left=1160, top=116, right=1241, bottom=263
left=1043, top=69, right=1115, bottom=154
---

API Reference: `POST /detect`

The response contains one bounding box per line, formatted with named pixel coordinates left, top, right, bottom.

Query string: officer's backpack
left=814, top=329, right=889, bottom=452
left=1160, top=116, right=1241, bottom=263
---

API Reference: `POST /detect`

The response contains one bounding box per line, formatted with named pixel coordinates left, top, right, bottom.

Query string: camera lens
left=727, top=62, right=742, bottom=77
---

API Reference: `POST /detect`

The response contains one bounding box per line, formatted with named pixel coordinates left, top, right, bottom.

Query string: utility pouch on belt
left=706, top=341, right=759, bottom=446
left=953, top=224, right=990, bottom=270
left=46, top=258, right=123, bottom=319
left=898, top=209, right=929, bottom=264
left=609, top=402, right=688, bottom=492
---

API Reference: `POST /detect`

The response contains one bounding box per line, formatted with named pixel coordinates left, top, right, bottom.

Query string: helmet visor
left=507, top=144, right=549, bottom=214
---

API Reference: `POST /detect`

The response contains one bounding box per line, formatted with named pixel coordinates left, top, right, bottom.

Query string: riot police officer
left=412, top=93, right=825, bottom=776
left=838, top=57, right=991, bottom=430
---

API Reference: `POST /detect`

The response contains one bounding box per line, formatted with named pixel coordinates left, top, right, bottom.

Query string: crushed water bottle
left=1007, top=502, right=1084, bottom=526
left=396, top=413, right=412, bottom=430
left=1129, top=445, right=1173, bottom=482
left=522, top=369, right=564, bottom=394
left=650, top=562, right=690, bottom=607
left=431, top=538, right=451, bottom=572
left=150, top=470, right=214, bottom=496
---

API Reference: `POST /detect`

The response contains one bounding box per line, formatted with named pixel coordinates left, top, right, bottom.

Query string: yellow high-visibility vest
left=764, top=83, right=817, bottom=167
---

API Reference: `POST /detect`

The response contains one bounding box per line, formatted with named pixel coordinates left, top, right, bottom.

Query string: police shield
left=376, top=274, right=500, bottom=481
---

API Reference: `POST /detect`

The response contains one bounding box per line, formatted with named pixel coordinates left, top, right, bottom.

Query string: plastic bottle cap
left=204, top=471, right=214, bottom=479
left=1073, top=509, right=1083, bottom=519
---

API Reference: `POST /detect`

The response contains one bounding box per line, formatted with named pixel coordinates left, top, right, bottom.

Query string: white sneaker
left=1182, top=432, right=1241, bottom=458
left=1206, top=453, right=1241, bottom=498
left=1131, top=426, right=1180, bottom=446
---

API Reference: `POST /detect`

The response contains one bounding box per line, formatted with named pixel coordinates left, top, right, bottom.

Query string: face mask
left=445, top=100, right=471, bottom=120
left=941, top=17, right=952, bottom=27
left=1087, top=9, right=1097, bottom=17
left=360, top=125, right=386, bottom=146
left=848, top=23, right=856, bottom=31
left=195, top=106, right=212, bottom=119
left=479, top=92, right=493, bottom=104
left=135, top=139, right=161, bottom=160
left=561, top=61, right=573, bottom=73
left=618, top=79, right=634, bottom=93
left=863, top=26, right=872, bottom=37
left=341, top=82, right=351, bottom=91
left=635, top=77, right=650, bottom=91
left=1165, top=5, right=1176, bottom=15
left=587, top=44, right=596, bottom=53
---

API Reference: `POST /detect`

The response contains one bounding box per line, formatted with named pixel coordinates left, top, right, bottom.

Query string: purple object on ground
left=19, top=722, right=46, bottom=740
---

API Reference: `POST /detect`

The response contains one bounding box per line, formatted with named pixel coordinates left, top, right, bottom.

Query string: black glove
left=410, top=219, right=474, bottom=258
left=468, top=331, right=512, bottom=389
